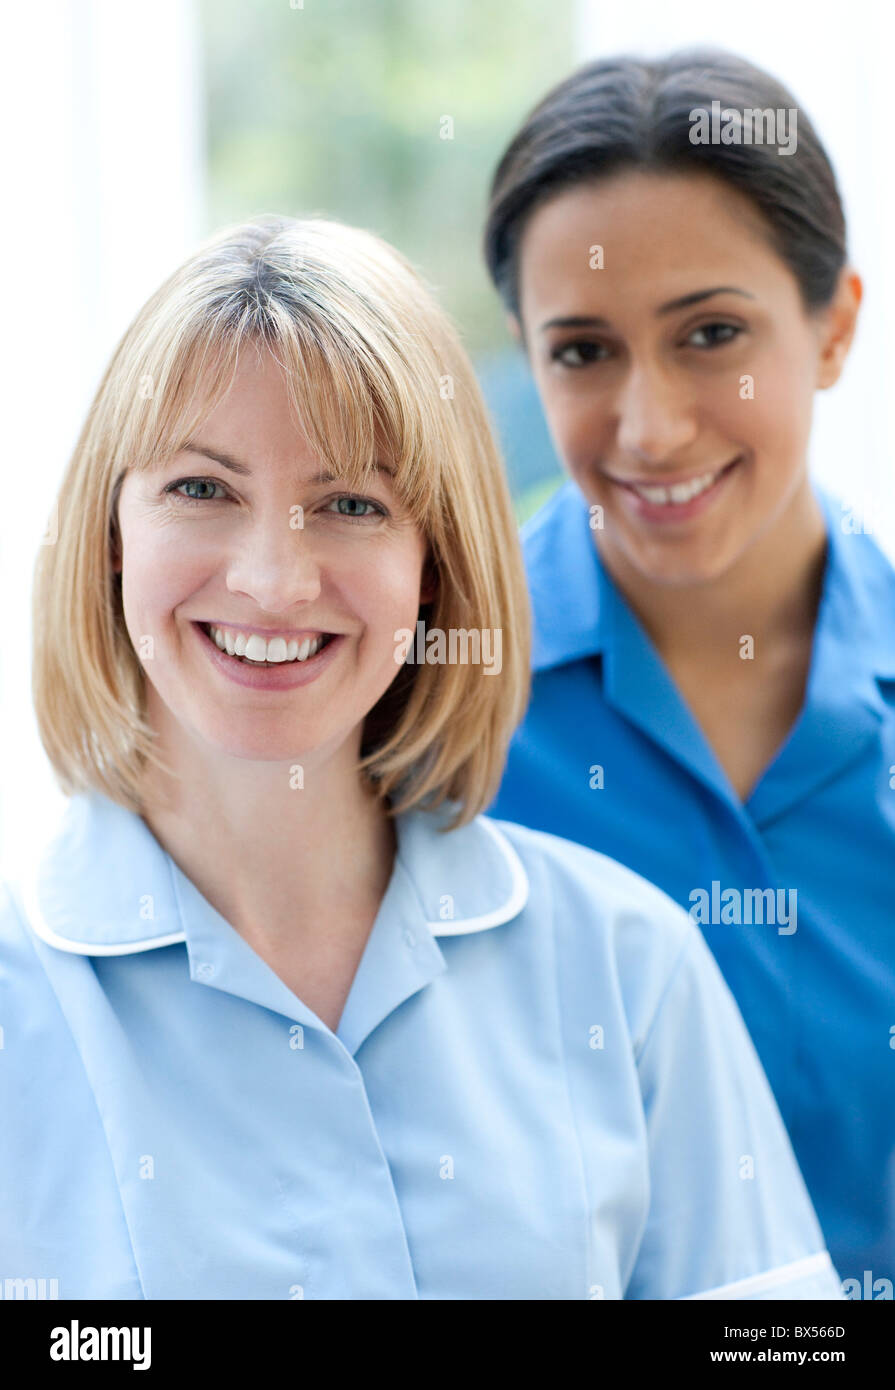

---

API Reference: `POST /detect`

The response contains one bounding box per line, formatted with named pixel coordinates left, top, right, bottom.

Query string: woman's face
left=114, top=347, right=432, bottom=768
left=514, top=169, right=855, bottom=586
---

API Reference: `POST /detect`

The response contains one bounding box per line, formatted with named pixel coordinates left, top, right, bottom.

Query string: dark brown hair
left=484, top=46, right=848, bottom=320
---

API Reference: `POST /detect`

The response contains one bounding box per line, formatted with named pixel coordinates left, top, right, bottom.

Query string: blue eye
left=163, top=479, right=387, bottom=519
left=164, top=477, right=229, bottom=504
left=325, top=495, right=385, bottom=519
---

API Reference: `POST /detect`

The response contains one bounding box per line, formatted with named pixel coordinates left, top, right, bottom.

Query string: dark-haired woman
left=486, top=47, right=895, bottom=1297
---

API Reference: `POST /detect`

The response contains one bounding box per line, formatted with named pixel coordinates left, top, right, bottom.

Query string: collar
left=524, top=479, right=895, bottom=818
left=525, top=479, right=895, bottom=683
left=523, top=480, right=607, bottom=671
left=18, top=790, right=530, bottom=957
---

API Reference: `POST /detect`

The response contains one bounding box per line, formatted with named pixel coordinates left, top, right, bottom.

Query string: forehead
left=193, top=349, right=304, bottom=450
left=156, top=344, right=393, bottom=485
left=516, top=170, right=783, bottom=319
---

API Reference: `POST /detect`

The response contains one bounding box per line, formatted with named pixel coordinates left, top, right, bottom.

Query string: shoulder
left=0, top=869, right=66, bottom=1002
left=0, top=871, right=70, bottom=1073
left=490, top=814, right=691, bottom=934
left=0, top=859, right=90, bottom=1019
left=821, top=488, right=895, bottom=646
left=848, top=529, right=895, bottom=649
left=519, top=478, right=590, bottom=567
left=0, top=873, right=42, bottom=974
left=484, top=815, right=699, bottom=1038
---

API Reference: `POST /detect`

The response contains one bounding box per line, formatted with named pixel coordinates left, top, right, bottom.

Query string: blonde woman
left=0, top=216, right=841, bottom=1300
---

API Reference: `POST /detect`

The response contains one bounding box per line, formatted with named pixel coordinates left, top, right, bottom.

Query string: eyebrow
left=179, top=441, right=395, bottom=483
left=539, top=287, right=757, bottom=333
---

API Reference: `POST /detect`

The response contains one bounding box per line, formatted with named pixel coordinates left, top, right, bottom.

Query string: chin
left=216, top=742, right=308, bottom=763
left=630, top=545, right=739, bottom=588
left=198, top=723, right=328, bottom=764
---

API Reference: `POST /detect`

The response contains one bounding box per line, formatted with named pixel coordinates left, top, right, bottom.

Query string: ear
left=815, top=266, right=862, bottom=390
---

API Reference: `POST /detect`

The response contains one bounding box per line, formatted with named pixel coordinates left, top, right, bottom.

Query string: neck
left=136, top=721, right=395, bottom=950
left=595, top=477, right=829, bottom=666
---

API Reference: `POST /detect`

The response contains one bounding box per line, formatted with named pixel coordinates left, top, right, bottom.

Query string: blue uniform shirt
left=0, top=788, right=842, bottom=1300
left=491, top=478, right=895, bottom=1293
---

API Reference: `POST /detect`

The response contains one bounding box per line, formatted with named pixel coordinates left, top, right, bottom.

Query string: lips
left=191, top=619, right=343, bottom=690
left=608, top=455, right=743, bottom=523
left=612, top=456, right=741, bottom=504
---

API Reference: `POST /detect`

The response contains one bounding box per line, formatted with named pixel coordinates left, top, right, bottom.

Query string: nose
left=225, top=513, right=322, bottom=613
left=614, top=360, right=698, bottom=466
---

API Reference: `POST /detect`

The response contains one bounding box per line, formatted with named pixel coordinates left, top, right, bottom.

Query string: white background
left=1, top=0, right=202, bottom=861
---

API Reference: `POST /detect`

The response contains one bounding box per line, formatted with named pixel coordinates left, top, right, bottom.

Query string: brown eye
left=687, top=323, right=742, bottom=349
left=550, top=341, right=606, bottom=368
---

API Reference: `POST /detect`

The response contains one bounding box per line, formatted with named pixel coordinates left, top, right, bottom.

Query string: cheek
left=119, top=528, right=209, bottom=641
left=535, top=379, right=604, bottom=474
left=744, top=368, right=814, bottom=462
left=722, top=329, right=816, bottom=456
left=374, top=569, right=426, bottom=629
left=343, top=545, right=426, bottom=633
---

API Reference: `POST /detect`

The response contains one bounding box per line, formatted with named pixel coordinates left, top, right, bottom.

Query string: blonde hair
left=32, top=215, right=530, bottom=828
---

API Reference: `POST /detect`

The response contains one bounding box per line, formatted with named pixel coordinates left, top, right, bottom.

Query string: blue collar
left=525, top=479, right=895, bottom=678
left=523, top=479, right=895, bottom=817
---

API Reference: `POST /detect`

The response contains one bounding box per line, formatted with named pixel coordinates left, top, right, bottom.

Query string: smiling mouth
left=612, top=456, right=742, bottom=506
left=197, top=622, right=336, bottom=667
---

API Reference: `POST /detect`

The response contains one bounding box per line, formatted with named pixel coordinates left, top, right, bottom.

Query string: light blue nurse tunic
left=490, top=479, right=895, bottom=1292
left=0, top=788, right=843, bottom=1299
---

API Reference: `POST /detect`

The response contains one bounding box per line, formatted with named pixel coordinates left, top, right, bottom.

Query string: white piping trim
left=429, top=818, right=529, bottom=936
left=681, top=1251, right=835, bottom=1300
left=15, top=813, right=529, bottom=952
left=18, top=857, right=186, bottom=957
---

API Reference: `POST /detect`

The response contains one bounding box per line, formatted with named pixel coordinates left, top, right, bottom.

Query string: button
left=403, top=928, right=417, bottom=949
left=195, top=961, right=215, bottom=981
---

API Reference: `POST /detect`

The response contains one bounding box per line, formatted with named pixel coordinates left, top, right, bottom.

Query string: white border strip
left=15, top=813, right=530, bottom=951
left=429, top=817, right=530, bottom=936
left=681, top=1251, right=835, bottom=1300
left=17, top=859, right=186, bottom=957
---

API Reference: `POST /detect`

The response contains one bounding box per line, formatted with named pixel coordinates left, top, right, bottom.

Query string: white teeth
left=244, top=634, right=270, bottom=662
left=632, top=469, right=720, bottom=505
left=206, top=625, right=326, bottom=664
